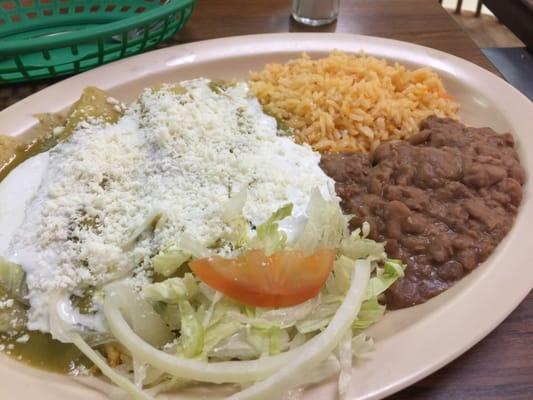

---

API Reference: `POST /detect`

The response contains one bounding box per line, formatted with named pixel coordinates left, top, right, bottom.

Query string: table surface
left=0, top=0, right=532, bottom=399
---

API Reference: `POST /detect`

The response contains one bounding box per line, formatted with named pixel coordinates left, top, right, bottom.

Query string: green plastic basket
left=0, top=0, right=195, bottom=84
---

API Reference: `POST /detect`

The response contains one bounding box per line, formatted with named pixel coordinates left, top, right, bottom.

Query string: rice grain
left=249, top=51, right=459, bottom=153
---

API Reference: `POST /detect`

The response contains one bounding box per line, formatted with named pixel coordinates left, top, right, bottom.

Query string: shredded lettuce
left=220, top=199, right=295, bottom=256
left=101, top=224, right=403, bottom=397
left=250, top=203, right=293, bottom=255
left=88, top=188, right=405, bottom=397
left=292, top=190, right=348, bottom=253
left=284, top=355, right=341, bottom=400
left=351, top=333, right=375, bottom=358
left=178, top=234, right=212, bottom=259
left=105, top=299, right=314, bottom=383
left=222, top=297, right=317, bottom=332
left=364, top=259, right=404, bottom=301
left=340, top=232, right=386, bottom=262
left=133, top=357, right=148, bottom=388
left=221, top=189, right=252, bottom=248
left=103, top=258, right=371, bottom=389
left=204, top=320, right=243, bottom=357
left=143, top=274, right=198, bottom=304
left=327, top=255, right=356, bottom=295
left=295, top=296, right=340, bottom=334
left=338, top=331, right=352, bottom=396
left=0, top=257, right=28, bottom=304
left=152, top=250, right=192, bottom=277
left=268, top=326, right=282, bottom=355
left=228, top=259, right=371, bottom=400
left=202, top=290, right=223, bottom=327
left=221, top=190, right=348, bottom=257
left=352, top=297, right=386, bottom=332
left=255, top=297, right=317, bottom=328
left=177, top=299, right=204, bottom=358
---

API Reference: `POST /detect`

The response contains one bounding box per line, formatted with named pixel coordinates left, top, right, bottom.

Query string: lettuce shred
left=93, top=191, right=405, bottom=398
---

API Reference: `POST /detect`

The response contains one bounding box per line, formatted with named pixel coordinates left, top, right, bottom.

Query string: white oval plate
left=0, top=34, right=531, bottom=400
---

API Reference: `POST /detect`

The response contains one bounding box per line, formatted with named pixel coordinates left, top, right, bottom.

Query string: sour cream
left=2, top=79, right=337, bottom=334
left=0, top=152, right=49, bottom=255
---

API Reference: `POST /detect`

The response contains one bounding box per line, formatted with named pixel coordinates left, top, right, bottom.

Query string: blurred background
left=0, top=0, right=531, bottom=100
left=439, top=0, right=532, bottom=99
left=441, top=0, right=522, bottom=47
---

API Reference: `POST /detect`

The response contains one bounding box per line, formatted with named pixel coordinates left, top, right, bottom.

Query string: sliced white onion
left=72, top=334, right=153, bottom=400
left=104, top=299, right=302, bottom=383
left=133, top=357, right=147, bottom=388
left=338, top=331, right=352, bottom=397
left=228, top=259, right=370, bottom=400
left=107, top=282, right=173, bottom=347
left=103, top=259, right=369, bottom=388
left=47, top=292, right=151, bottom=400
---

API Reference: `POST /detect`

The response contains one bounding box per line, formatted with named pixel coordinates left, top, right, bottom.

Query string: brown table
left=0, top=0, right=531, bottom=399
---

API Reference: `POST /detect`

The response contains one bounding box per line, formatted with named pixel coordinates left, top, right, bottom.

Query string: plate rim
left=0, top=33, right=531, bottom=400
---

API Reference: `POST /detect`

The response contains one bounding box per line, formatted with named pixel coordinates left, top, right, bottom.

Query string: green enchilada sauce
left=0, top=285, right=91, bottom=373
left=0, top=331, right=91, bottom=374
left=0, top=86, right=122, bottom=374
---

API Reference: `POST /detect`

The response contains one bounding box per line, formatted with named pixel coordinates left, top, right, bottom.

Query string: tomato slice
left=189, top=248, right=335, bottom=308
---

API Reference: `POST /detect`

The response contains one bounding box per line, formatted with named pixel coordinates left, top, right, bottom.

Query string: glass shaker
left=292, top=0, right=340, bottom=26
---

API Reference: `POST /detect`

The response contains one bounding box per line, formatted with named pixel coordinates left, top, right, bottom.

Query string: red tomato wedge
left=189, top=248, right=336, bottom=308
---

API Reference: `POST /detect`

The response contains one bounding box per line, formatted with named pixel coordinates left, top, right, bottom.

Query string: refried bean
left=320, top=116, right=525, bottom=309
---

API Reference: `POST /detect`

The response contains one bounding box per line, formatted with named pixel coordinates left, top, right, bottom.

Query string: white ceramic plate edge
left=0, top=33, right=531, bottom=400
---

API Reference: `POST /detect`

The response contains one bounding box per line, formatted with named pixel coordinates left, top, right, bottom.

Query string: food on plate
left=0, top=50, right=525, bottom=399
left=0, top=136, right=19, bottom=168
left=0, top=86, right=119, bottom=182
left=249, top=51, right=458, bottom=153
left=189, top=248, right=337, bottom=308
left=0, top=79, right=403, bottom=399
left=320, top=116, right=525, bottom=308
left=0, top=128, right=51, bottom=181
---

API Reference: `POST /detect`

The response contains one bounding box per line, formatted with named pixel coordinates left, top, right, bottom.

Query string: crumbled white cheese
left=15, top=333, right=29, bottom=343
left=69, top=362, right=91, bottom=376
left=0, top=299, right=14, bottom=309
left=9, top=109, right=148, bottom=331
left=6, top=79, right=334, bottom=333
left=105, top=96, right=119, bottom=105
left=52, top=126, right=65, bottom=136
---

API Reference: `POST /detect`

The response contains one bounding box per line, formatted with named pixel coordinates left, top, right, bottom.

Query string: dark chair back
left=484, top=0, right=533, bottom=49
